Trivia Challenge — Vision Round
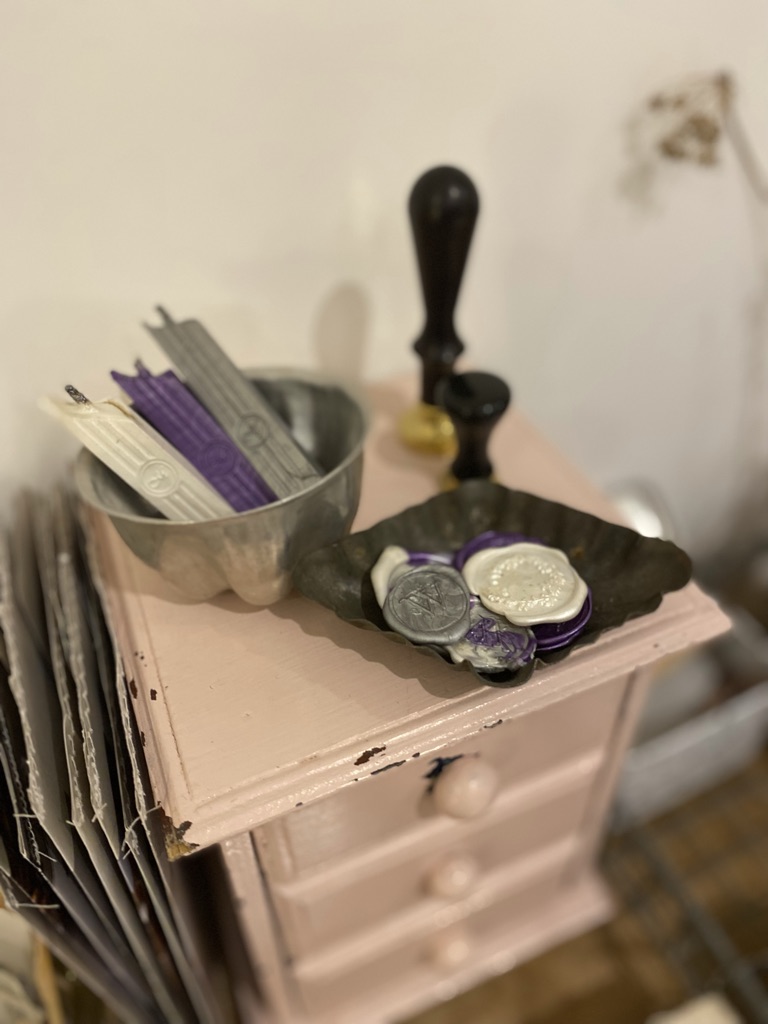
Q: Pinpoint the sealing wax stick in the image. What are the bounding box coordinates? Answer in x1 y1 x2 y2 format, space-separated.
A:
112 364 276 512
39 387 233 521
144 308 321 499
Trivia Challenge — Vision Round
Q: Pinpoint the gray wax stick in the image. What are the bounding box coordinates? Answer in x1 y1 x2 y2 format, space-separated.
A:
144 308 321 499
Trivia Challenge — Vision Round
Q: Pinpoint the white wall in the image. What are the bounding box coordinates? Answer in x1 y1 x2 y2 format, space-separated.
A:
2 1 768 555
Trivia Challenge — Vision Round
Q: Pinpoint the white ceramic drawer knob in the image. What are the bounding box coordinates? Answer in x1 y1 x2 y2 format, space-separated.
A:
432 758 499 818
426 854 479 899
427 929 472 971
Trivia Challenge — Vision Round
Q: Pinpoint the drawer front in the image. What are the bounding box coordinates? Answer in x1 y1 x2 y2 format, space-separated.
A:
255 678 625 881
271 760 598 957
292 840 572 1018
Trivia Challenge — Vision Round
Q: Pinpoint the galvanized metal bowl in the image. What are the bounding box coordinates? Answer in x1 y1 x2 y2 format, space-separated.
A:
74 369 368 605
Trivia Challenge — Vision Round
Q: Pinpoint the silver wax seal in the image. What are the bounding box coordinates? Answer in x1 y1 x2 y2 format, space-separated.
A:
462 542 588 626
383 565 471 645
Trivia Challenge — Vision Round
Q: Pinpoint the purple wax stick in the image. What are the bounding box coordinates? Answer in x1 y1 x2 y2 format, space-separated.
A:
112 365 276 512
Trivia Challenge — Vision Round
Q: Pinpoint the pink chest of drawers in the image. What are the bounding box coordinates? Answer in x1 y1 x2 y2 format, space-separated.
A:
89 378 728 1024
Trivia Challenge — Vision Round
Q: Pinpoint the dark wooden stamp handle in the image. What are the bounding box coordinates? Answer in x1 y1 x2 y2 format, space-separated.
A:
409 166 479 405
438 372 511 481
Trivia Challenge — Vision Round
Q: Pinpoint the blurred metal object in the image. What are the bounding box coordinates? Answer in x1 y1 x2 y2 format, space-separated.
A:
398 401 457 456
616 683 768 828
74 370 368 605
606 481 678 541
633 649 722 744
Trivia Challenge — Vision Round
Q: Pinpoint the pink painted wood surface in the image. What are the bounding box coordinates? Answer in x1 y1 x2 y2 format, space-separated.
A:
87 375 730 852
254 681 621 881
291 837 578 1016
263 677 631 1022
219 834 295 1024
306 871 614 1024
268 753 601 957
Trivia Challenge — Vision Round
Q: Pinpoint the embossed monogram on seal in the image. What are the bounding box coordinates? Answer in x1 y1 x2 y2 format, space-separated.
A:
199 441 237 477
237 415 271 451
383 565 471 644
139 459 180 497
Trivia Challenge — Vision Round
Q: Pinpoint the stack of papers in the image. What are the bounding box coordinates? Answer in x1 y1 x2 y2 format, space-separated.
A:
0 488 225 1023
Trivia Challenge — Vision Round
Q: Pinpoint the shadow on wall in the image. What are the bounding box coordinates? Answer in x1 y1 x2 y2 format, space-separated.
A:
312 282 370 385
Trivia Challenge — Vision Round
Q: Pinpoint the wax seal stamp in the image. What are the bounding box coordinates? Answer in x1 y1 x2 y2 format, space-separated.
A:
437 371 511 489
398 166 480 455
462 542 588 626
383 565 471 644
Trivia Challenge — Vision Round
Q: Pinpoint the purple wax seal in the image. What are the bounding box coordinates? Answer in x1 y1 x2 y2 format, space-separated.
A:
532 590 593 652
408 552 453 567
112 364 276 512
447 603 536 673
453 531 541 571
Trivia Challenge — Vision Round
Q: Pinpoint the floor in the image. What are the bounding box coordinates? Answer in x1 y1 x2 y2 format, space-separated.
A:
402 886 686 1024
405 754 768 1024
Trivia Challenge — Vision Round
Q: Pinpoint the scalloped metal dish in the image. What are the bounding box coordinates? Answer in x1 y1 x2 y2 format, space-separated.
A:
292 481 693 688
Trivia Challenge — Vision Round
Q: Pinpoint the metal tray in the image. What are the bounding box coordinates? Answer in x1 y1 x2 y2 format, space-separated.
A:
293 481 692 687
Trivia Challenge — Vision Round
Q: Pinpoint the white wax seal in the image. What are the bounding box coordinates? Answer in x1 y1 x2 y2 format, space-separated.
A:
462 542 588 626
371 546 410 607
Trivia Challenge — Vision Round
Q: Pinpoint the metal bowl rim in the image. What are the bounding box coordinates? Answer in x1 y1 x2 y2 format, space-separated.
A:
73 367 370 527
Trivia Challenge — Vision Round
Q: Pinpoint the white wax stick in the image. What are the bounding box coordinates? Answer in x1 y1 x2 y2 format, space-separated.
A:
40 388 233 522
144 308 321 499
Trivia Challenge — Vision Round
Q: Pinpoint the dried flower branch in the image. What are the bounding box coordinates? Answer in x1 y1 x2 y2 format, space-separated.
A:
622 71 768 206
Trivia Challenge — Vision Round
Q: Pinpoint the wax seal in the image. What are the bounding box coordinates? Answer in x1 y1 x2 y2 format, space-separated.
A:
407 551 453 567
383 565 471 644
371 547 453 607
371 546 410 607
533 591 593 652
462 542 588 626
447 601 536 672
453 531 535 571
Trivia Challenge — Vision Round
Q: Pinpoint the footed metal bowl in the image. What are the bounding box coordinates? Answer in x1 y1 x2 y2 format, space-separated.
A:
74 369 368 605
